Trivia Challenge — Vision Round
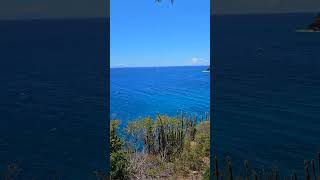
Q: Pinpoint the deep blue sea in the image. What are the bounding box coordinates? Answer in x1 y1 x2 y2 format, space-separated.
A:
0 19 108 179
213 13 320 175
110 66 210 125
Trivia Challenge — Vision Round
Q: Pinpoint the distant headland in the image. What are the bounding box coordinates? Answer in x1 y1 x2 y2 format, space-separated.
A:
307 13 320 31
296 13 320 32
206 65 211 71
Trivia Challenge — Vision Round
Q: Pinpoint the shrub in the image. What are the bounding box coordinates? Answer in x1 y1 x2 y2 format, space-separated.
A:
110 120 129 179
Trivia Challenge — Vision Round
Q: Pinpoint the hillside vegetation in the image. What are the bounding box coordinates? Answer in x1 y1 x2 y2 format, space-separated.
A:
110 114 210 179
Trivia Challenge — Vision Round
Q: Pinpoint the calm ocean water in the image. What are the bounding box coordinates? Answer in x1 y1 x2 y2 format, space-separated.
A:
0 19 108 179
213 13 320 175
1 13 319 179
110 66 210 126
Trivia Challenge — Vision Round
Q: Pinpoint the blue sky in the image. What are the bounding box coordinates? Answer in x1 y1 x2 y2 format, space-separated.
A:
110 0 210 67
1 0 320 19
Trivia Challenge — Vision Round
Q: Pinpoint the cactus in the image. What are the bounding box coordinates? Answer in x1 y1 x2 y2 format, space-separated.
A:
305 160 311 180
245 160 250 180
215 156 220 180
228 160 234 180
311 160 316 180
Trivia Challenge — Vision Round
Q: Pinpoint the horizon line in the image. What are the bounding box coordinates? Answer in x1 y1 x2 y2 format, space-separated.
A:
110 64 209 69
0 16 109 21
0 11 318 21
211 11 319 16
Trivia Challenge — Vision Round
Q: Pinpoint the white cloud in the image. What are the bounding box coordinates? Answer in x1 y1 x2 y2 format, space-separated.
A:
191 57 200 64
191 57 208 66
